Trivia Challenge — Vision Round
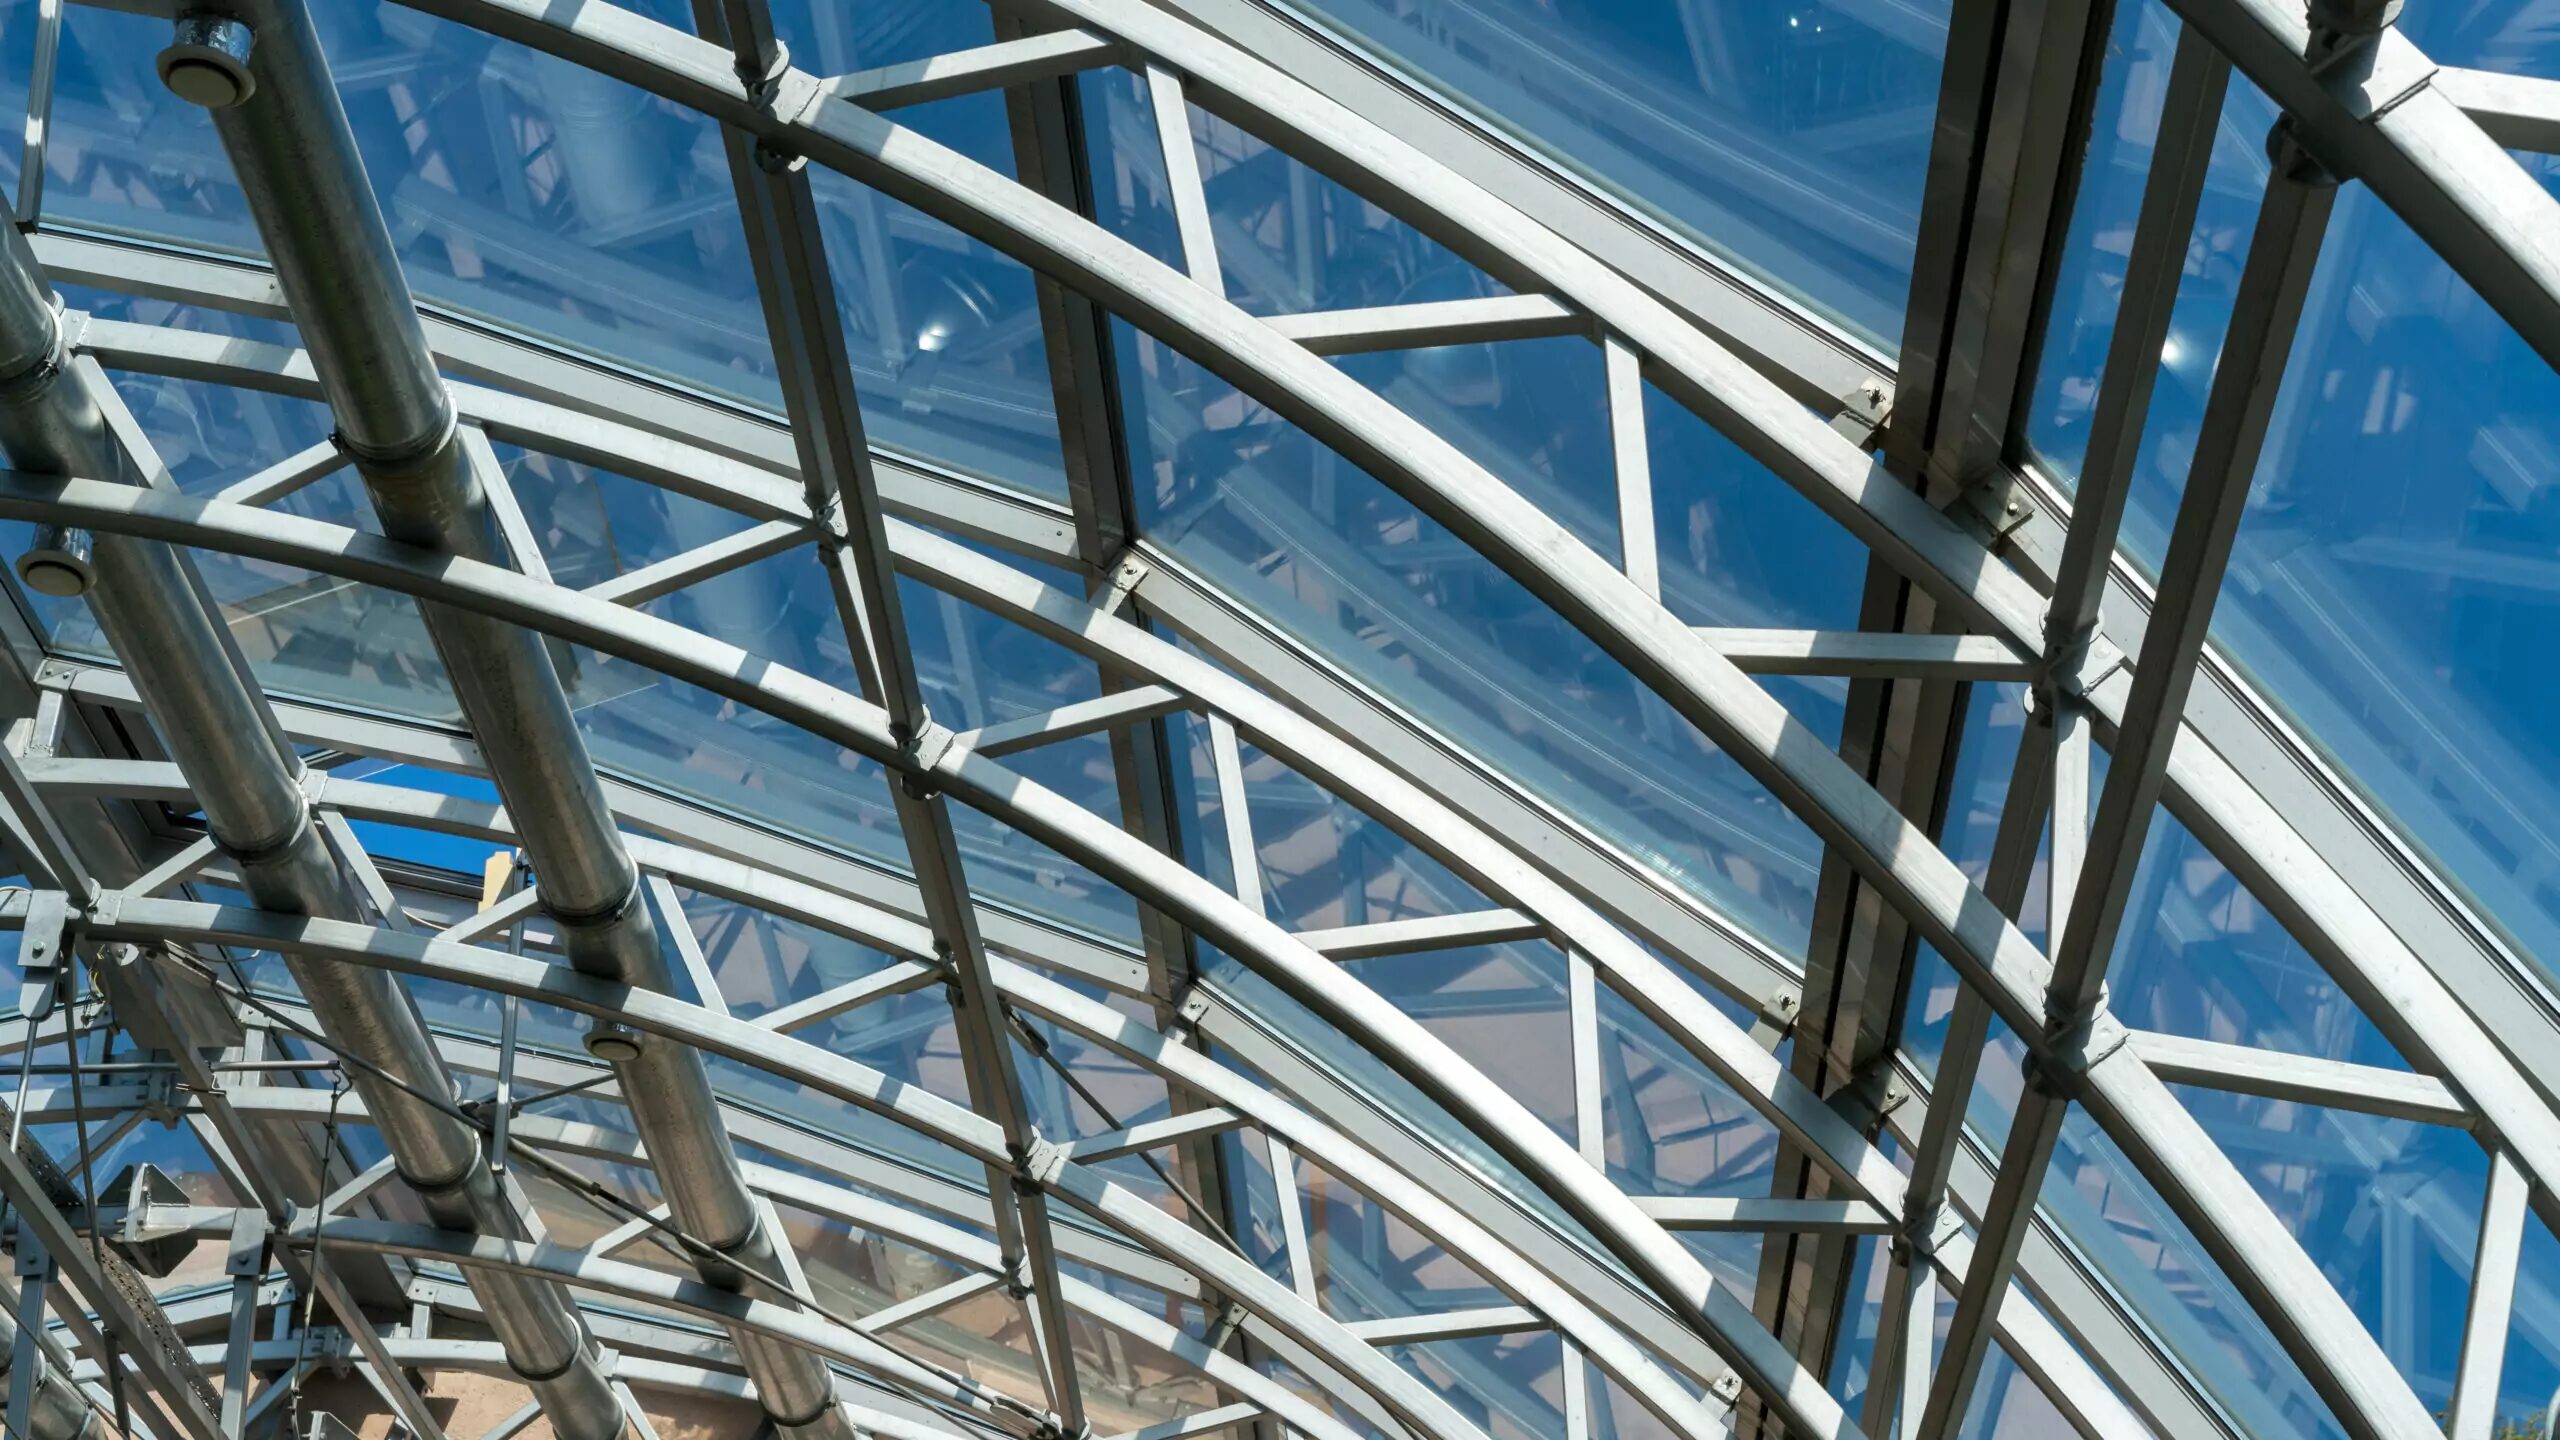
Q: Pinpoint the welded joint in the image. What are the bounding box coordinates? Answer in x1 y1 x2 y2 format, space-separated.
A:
735 37 792 103
2304 0 2404 71
2021 1003 2130 1102
1015 1136 1067 1192
0 296 65 396
2268 119 2351 194
2047 628 2126 701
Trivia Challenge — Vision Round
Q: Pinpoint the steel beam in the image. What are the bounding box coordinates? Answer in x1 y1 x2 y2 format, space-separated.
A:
832 31 1124 112
169 2 848 1433
1914 140 2340 1440
0 205 621 1435
695 1 1088 1417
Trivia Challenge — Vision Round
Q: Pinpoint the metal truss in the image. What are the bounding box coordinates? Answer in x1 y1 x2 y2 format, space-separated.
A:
0 0 2546 1439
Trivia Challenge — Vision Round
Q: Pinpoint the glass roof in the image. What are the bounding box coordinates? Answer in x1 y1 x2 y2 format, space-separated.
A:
0 2 2552 1440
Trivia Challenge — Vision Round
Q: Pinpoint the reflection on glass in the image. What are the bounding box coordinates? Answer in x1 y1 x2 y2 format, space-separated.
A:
1277 0 1949 345
2181 1089 2487 1417
2 360 463 722
2046 1111 2347 1440
1122 321 1835 954
2037 15 2560 984
1083 66 1512 321
1345 942 1574 1142
1193 715 1487 928
46 0 1066 497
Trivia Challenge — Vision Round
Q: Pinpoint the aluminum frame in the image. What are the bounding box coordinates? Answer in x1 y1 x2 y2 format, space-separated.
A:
0 0 2548 1435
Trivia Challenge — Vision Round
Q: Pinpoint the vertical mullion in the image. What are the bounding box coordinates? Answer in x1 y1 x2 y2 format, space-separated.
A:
1209 713 1263 915
1147 63 1224 297
1916 142 2340 1440
1604 337 1657 600
698 6 1086 1424
2445 1152 2527 1440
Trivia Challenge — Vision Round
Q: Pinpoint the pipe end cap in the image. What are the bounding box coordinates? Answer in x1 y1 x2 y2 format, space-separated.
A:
17 524 91 597
158 15 256 109
582 1021 644 1064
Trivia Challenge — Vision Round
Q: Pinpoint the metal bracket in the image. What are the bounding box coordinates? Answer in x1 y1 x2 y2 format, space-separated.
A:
905 721 960 780
1960 471 2038 542
15 889 67 1021
1017 1136 1067 1191
137 1070 184 1127
1202 1300 1248 1350
1828 378 1892 447
1746 986 1799 1051
1100 550 1151 618
2049 629 2128 702
1823 1057 1910 1133
2023 1004 2130 1101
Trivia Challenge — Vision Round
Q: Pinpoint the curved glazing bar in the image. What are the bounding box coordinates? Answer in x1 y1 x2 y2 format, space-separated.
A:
0 0 2552 1436
0 464 2455 1440
64 266 2560 1424
60 233 2560 1424
1265 0 1946 347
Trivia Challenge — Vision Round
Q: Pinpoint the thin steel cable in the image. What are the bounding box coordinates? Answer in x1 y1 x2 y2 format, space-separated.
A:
1006 1013 1246 1258
285 1071 348 1440
57 982 125 1440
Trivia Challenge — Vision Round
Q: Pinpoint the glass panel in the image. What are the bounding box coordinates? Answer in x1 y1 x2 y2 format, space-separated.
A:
48 4 1065 496
2046 1110 2346 1440
1 366 463 723
1394 1330 1565 1440
2497 1213 2560 1440
1083 65 1510 320
1275 0 1945 346
2109 812 2407 1066
1122 319 1836 955
2035 34 2560 985
2182 1088 2491 1415
2399 3 2560 80
1217 726 1487 928
1343 941 1573 1143
672 885 904 1024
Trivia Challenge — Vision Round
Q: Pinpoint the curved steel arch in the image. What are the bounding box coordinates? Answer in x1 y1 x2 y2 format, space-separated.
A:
0 465 2440 1440
173 771 1760 1439
5 0 2552 1430
208 1089 1396 1440
48 676 2152 1440
368 0 2560 1244
64 285 2539 1424
120 693 2146 1440
0 473 1863 1438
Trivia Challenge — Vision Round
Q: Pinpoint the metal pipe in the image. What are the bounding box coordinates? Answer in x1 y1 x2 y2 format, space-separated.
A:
174 4 856 1433
0 217 627 1440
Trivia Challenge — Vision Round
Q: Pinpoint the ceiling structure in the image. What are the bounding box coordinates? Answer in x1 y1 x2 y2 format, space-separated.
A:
0 0 2548 1439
